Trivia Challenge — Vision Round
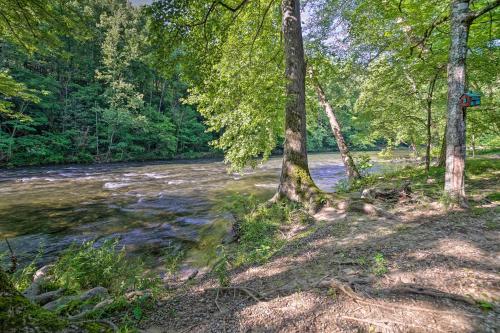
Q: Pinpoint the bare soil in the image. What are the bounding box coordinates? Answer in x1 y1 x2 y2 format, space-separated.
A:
141 174 499 333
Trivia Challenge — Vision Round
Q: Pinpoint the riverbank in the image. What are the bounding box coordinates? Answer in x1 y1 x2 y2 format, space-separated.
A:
2 154 498 332
140 155 499 332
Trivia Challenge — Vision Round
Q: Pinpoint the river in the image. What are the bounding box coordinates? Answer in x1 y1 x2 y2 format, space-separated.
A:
0 152 404 267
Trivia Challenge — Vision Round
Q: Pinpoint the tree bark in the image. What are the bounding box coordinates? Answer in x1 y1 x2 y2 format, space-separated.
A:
445 0 470 207
309 68 361 180
277 0 322 208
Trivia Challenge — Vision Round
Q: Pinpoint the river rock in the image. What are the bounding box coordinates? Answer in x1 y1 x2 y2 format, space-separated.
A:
33 264 54 282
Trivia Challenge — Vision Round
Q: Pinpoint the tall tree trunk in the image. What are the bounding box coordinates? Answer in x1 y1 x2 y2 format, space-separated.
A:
445 0 470 207
444 0 499 202
277 0 321 208
309 69 361 180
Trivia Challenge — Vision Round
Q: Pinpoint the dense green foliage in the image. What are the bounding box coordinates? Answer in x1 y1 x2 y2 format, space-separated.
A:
348 0 499 156
1 0 498 169
0 0 212 166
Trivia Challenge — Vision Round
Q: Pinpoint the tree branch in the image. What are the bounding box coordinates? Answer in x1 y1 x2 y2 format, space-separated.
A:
398 0 406 15
410 14 449 56
218 0 251 12
468 0 500 22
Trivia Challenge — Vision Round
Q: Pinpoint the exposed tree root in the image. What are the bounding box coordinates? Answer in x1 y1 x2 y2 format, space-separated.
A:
318 278 482 318
337 198 399 220
361 181 412 202
341 315 446 333
32 288 64 305
216 286 263 302
382 284 476 305
23 264 54 300
72 319 119 332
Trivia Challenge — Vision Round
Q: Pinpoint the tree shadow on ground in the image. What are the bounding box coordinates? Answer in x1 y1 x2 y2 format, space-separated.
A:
143 200 499 332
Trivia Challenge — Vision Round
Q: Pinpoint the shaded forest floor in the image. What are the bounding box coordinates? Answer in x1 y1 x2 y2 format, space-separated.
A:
140 156 499 333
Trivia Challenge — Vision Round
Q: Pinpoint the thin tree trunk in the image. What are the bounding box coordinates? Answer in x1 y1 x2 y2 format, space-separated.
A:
106 129 115 162
471 133 475 158
277 0 321 208
95 107 99 159
309 68 361 180
425 103 432 172
158 79 167 114
425 73 438 173
437 125 446 167
410 139 419 157
445 0 470 207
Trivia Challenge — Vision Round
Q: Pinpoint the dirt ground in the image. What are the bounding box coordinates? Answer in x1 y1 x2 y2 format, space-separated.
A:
140 174 499 332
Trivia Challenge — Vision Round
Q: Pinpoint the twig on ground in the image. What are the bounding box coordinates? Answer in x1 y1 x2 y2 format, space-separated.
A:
313 274 332 287
341 316 391 330
215 288 223 312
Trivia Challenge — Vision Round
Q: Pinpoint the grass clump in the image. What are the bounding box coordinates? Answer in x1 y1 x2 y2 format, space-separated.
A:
213 195 311 280
51 239 158 295
233 203 285 266
233 200 308 266
162 243 186 275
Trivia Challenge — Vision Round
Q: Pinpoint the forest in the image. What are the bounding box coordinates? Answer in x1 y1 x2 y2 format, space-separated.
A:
1 0 499 332
2 0 496 168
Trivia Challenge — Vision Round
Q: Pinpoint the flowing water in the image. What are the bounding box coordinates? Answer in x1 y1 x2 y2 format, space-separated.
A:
0 152 406 266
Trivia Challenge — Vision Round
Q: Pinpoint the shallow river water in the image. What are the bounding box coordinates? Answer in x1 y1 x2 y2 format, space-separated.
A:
0 152 402 266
